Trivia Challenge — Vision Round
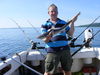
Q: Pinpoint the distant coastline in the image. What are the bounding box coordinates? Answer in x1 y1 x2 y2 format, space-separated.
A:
77 23 100 27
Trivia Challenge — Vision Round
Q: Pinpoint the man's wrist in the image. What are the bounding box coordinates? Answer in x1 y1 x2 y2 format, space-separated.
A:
70 22 74 26
43 37 50 43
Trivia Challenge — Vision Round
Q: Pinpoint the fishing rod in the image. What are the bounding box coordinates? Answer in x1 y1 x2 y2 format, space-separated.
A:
9 19 40 48
9 18 33 43
9 18 46 59
0 51 43 75
71 29 100 57
27 20 41 34
70 16 100 46
10 19 45 49
27 20 46 48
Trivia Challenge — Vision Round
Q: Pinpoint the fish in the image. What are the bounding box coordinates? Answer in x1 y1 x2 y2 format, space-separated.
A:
37 12 80 40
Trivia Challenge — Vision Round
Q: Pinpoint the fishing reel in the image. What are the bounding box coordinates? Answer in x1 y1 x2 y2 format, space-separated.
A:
69 37 77 47
69 42 75 47
0 56 6 61
69 37 84 48
30 41 45 49
31 42 40 49
67 35 73 41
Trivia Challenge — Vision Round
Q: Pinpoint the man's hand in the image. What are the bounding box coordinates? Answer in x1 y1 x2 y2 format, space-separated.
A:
67 12 80 36
71 12 80 24
43 31 53 43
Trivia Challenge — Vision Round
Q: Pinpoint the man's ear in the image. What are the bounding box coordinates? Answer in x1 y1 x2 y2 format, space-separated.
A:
48 11 49 14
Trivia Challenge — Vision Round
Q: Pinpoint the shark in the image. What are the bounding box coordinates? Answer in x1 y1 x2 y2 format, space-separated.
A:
37 12 80 40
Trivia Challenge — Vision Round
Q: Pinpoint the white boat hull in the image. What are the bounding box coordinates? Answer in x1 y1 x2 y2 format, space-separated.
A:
0 47 100 75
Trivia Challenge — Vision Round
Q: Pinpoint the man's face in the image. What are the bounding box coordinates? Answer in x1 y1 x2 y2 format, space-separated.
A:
48 7 58 18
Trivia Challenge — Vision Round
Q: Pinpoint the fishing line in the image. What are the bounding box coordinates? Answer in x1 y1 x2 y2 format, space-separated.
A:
9 18 37 51
9 18 33 43
27 20 46 45
27 20 48 59
9 18 46 59
70 16 100 44
71 29 100 57
27 20 41 34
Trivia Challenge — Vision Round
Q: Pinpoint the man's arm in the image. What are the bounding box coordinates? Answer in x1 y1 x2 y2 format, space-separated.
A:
67 21 75 36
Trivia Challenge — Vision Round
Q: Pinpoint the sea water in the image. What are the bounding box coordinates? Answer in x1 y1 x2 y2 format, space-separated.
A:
0 27 100 57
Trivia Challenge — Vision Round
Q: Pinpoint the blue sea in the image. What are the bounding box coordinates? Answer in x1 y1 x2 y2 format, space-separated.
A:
0 27 100 57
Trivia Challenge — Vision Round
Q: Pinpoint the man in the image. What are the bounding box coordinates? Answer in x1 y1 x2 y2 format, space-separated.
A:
41 4 79 75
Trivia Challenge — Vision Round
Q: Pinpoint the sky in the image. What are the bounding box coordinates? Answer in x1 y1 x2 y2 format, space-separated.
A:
0 0 100 28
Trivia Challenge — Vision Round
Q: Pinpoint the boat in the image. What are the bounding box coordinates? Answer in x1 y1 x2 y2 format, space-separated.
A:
0 44 100 75
1 18 100 75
